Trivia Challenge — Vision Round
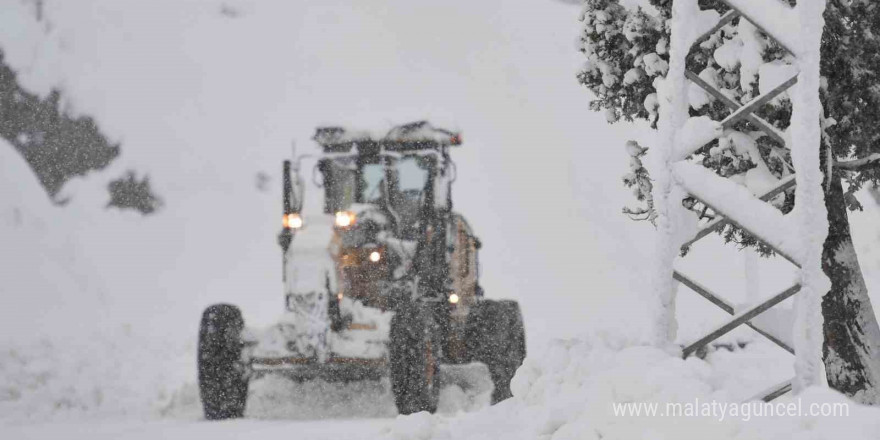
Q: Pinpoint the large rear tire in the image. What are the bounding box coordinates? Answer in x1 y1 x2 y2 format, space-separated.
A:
464 299 526 404
389 301 439 415
198 304 248 420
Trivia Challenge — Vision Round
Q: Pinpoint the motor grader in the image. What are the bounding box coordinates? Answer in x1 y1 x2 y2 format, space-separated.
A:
197 121 526 419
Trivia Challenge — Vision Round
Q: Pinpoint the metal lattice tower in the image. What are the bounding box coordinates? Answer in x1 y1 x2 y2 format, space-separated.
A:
657 0 826 402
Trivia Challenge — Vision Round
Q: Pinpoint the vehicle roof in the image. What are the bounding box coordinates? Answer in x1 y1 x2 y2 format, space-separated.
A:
313 121 461 154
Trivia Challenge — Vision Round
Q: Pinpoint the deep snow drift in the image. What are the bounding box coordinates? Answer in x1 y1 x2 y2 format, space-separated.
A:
385 337 880 440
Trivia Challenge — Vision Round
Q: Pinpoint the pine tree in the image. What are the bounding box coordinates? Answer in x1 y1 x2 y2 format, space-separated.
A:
579 0 880 403
0 50 119 200
107 171 163 215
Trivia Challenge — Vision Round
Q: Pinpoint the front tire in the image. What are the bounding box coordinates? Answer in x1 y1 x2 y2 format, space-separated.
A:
389 301 439 415
198 304 248 420
465 299 526 404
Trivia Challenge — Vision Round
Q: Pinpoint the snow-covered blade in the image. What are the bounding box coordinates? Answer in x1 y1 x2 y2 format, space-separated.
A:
252 214 393 362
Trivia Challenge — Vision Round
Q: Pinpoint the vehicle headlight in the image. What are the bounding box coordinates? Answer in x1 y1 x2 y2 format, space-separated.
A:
335 211 355 228
283 213 303 229
369 250 381 262
448 293 460 304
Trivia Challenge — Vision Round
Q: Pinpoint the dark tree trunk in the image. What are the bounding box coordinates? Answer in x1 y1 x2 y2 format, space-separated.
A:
821 171 880 404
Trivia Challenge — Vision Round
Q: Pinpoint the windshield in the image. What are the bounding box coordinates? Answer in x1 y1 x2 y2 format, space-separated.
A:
396 157 429 193
360 163 385 203
322 155 433 232
390 156 430 238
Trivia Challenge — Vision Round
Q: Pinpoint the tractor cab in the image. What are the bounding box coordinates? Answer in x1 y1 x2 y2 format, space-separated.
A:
310 122 462 308
316 121 459 240
320 150 436 240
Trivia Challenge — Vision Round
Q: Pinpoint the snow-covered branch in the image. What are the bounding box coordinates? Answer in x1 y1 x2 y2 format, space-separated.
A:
835 153 880 171
622 140 656 225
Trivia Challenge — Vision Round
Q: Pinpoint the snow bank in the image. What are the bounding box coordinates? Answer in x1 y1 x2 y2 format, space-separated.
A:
0 329 196 423
385 336 880 440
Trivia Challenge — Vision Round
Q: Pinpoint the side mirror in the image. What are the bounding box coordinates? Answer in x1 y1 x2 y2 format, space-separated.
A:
283 160 293 216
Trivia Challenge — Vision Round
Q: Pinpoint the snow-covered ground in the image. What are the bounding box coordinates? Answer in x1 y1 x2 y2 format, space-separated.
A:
2 0 880 438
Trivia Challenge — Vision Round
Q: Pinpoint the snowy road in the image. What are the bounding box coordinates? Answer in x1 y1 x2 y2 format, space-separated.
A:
0 374 492 440
2 419 390 440
0 376 483 440
0 347 494 439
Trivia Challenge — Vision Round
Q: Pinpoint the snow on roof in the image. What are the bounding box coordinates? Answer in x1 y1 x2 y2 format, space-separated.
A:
384 120 459 144
312 126 374 146
313 121 461 152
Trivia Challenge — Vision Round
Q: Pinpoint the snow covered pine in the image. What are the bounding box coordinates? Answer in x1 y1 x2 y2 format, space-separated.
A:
582 0 880 405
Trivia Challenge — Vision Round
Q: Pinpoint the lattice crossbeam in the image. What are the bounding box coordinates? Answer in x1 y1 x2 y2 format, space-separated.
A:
680 174 796 250
681 283 801 358
686 194 801 267
675 162 802 267
719 75 799 129
690 10 740 50
673 270 794 354
685 71 788 146
750 379 794 403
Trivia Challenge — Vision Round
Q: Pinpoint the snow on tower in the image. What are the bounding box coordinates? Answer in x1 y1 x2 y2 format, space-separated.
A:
653 0 830 400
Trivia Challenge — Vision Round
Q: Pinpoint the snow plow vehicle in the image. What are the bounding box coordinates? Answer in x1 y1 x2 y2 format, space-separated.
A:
197 121 526 419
